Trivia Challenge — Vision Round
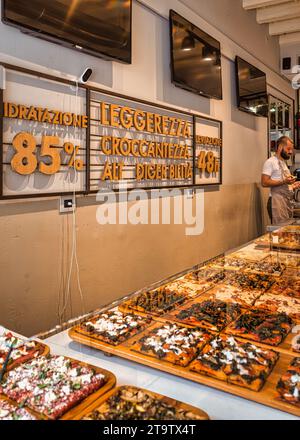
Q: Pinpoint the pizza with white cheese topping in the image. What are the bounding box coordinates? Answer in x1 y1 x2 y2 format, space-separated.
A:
206 284 262 308
76 308 152 346
190 334 279 391
254 294 300 321
131 323 211 367
0 398 37 420
277 357 300 407
0 331 46 371
0 355 107 419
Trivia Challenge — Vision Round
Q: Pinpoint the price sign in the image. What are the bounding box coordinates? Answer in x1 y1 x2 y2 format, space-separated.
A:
194 116 222 185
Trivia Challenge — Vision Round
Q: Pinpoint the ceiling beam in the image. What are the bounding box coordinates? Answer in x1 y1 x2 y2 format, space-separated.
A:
279 31 300 44
269 17 300 34
243 0 292 10
257 1 300 24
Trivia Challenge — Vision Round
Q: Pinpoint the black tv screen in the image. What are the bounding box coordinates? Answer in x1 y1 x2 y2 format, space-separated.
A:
2 0 132 63
235 56 268 117
169 10 222 100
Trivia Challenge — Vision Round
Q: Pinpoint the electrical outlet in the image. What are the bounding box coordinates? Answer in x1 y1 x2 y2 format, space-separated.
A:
59 196 76 213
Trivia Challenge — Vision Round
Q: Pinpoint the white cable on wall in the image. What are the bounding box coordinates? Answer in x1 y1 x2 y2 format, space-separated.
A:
58 80 85 323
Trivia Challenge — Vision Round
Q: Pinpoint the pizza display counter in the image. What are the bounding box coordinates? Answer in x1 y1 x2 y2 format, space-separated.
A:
0 225 299 420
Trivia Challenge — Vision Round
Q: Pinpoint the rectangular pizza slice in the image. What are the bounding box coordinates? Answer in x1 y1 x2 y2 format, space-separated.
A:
226 272 276 292
75 308 152 346
244 256 285 277
276 357 300 407
131 322 211 367
254 293 300 321
267 278 300 298
0 354 107 419
0 331 44 371
171 299 242 332
225 309 293 346
120 285 187 315
190 334 279 391
82 386 208 420
206 284 262 308
0 398 37 420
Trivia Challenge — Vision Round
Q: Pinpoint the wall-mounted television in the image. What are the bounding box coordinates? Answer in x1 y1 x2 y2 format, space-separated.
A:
169 10 222 100
2 0 132 63
235 56 268 117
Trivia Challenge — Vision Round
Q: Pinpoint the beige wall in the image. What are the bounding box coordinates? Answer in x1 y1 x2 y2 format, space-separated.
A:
0 183 263 336
0 1 295 336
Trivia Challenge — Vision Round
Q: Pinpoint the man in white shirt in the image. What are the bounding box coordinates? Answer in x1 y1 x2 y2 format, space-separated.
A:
261 136 300 225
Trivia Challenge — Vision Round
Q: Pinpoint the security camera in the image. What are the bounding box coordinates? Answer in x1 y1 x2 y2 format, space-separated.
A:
79 68 93 84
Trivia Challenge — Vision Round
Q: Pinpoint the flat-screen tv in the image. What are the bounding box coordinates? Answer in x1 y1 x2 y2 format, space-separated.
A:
2 0 132 63
169 10 222 100
235 56 268 117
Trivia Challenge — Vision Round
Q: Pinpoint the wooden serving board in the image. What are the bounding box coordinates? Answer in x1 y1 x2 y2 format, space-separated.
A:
0 355 116 420
69 324 300 417
71 385 210 420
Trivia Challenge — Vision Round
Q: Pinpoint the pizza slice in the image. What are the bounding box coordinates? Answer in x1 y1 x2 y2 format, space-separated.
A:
206 284 262 308
244 256 285 277
75 308 152 346
184 266 232 285
190 334 279 391
0 331 45 371
82 386 207 420
172 299 242 332
254 293 300 321
292 335 300 353
270 252 300 269
227 272 276 292
276 357 300 407
0 398 37 420
120 285 187 315
131 322 211 367
268 278 300 298
0 355 107 419
225 309 293 346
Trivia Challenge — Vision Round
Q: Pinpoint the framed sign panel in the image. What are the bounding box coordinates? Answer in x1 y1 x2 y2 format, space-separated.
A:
194 115 222 185
89 90 194 191
0 62 223 199
0 65 87 198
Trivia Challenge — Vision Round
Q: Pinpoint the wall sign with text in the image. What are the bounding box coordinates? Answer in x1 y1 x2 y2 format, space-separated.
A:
89 90 194 191
1 67 87 197
0 64 223 199
194 116 222 185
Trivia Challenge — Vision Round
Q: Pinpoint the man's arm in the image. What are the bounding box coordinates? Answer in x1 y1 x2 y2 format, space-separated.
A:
261 174 296 188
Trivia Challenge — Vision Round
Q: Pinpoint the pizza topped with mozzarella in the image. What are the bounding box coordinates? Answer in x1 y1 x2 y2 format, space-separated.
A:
0 398 37 420
0 331 44 371
277 357 300 407
76 308 152 345
254 294 300 321
131 323 211 367
0 354 107 419
190 334 279 391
